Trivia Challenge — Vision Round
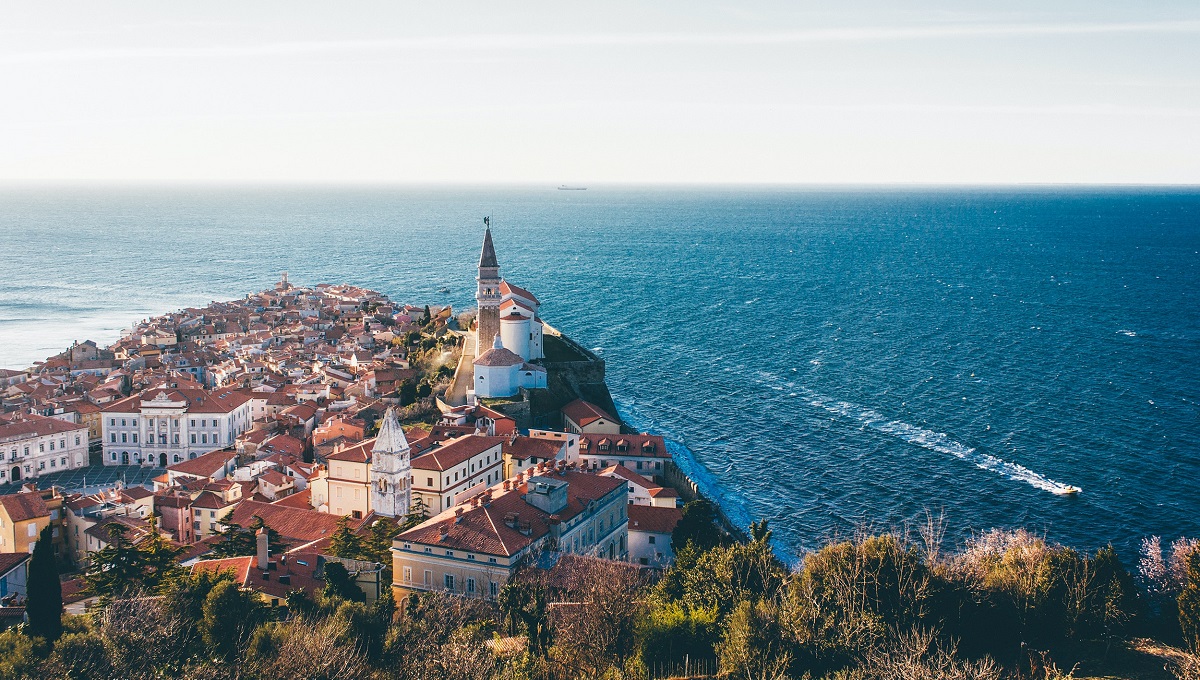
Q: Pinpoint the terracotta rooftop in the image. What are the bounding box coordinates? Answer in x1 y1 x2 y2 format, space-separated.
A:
473 347 525 367
410 435 505 472
230 499 364 544
578 433 669 459
503 436 563 462
561 398 616 428
627 505 683 535
398 469 624 557
166 449 237 478
0 414 87 442
0 491 49 522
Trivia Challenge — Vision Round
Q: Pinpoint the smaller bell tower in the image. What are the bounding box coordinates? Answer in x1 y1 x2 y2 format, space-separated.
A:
369 407 412 518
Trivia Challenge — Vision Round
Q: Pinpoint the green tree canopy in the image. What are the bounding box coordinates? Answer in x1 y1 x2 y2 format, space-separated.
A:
26 525 62 641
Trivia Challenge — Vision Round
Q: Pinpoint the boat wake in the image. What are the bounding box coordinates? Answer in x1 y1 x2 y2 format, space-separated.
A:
806 394 1082 496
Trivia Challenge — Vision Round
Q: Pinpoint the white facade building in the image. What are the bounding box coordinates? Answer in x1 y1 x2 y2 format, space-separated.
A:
0 414 89 484
471 335 547 400
101 387 252 467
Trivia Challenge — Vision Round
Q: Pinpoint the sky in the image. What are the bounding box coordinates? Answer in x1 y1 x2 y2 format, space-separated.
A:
1 1 1198 185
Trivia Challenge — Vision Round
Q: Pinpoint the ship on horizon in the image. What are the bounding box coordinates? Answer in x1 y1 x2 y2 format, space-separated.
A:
557 185 587 190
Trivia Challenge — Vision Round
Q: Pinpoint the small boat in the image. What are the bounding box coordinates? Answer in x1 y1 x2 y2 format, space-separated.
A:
558 185 587 191
1056 485 1082 496
437 287 451 294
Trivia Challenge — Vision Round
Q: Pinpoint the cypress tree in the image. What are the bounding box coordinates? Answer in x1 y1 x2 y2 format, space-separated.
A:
26 525 62 641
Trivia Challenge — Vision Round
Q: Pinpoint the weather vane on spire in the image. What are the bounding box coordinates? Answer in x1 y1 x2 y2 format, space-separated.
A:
484 216 490 228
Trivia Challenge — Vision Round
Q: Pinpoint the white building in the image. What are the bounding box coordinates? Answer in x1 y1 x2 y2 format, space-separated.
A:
471 335 547 400
0 414 90 484
627 505 682 568
101 386 252 467
473 226 545 363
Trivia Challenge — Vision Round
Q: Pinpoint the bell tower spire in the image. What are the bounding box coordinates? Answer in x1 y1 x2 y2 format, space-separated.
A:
369 407 411 518
475 217 502 358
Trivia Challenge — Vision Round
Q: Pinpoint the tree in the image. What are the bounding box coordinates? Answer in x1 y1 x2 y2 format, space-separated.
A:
364 519 401 565
0 628 36 679
1180 548 1200 651
323 561 366 603
137 515 184 589
83 523 145 599
498 580 550 654
672 499 722 552
716 599 793 680
201 579 262 660
402 496 430 530
398 380 418 407
26 525 62 641
328 516 365 560
211 512 285 558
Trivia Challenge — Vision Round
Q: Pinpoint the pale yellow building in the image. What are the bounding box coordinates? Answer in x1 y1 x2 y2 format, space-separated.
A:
409 435 505 515
0 491 51 554
326 440 373 518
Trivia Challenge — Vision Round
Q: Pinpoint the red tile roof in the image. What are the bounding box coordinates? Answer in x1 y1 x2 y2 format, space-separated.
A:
578 433 669 459
500 280 539 305
627 505 683 535
230 500 363 544
0 491 49 522
0 414 87 441
101 386 251 414
561 399 616 428
166 449 237 478
0 553 29 576
410 435 505 472
398 470 624 557
503 436 562 462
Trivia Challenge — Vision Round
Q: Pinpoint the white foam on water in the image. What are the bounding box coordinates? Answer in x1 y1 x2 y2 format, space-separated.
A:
805 392 1081 496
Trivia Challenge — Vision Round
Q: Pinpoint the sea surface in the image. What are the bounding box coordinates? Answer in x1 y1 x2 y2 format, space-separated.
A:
2 185 1198 560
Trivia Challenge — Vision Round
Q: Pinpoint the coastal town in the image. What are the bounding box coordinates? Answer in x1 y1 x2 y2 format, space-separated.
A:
0 224 689 620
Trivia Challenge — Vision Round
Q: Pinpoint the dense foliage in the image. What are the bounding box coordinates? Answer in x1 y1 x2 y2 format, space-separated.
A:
6 516 1200 680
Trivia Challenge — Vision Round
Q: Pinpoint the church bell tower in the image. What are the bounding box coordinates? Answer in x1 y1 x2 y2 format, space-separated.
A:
369 407 411 518
475 218 502 358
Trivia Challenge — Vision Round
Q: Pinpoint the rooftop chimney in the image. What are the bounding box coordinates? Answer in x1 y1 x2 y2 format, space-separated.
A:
454 507 464 523
256 527 268 571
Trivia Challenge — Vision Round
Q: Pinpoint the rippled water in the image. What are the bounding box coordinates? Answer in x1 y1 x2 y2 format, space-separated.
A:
2 185 1197 559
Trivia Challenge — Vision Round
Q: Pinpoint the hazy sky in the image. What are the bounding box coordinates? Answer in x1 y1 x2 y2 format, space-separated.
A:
2 2 1199 184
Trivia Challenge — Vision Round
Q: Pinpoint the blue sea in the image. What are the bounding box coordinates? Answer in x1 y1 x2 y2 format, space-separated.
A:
2 185 1198 560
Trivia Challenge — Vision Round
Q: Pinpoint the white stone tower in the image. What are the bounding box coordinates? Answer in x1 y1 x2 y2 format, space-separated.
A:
369 407 412 518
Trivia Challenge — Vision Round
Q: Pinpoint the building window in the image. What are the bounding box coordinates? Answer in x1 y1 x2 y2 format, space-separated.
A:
648 535 656 545
403 567 412 583
467 578 476 594
444 574 455 591
490 581 499 597
191 434 196 444
423 570 432 586
121 434 127 443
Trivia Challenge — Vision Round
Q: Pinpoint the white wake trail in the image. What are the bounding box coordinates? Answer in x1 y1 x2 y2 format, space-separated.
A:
806 393 1081 496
